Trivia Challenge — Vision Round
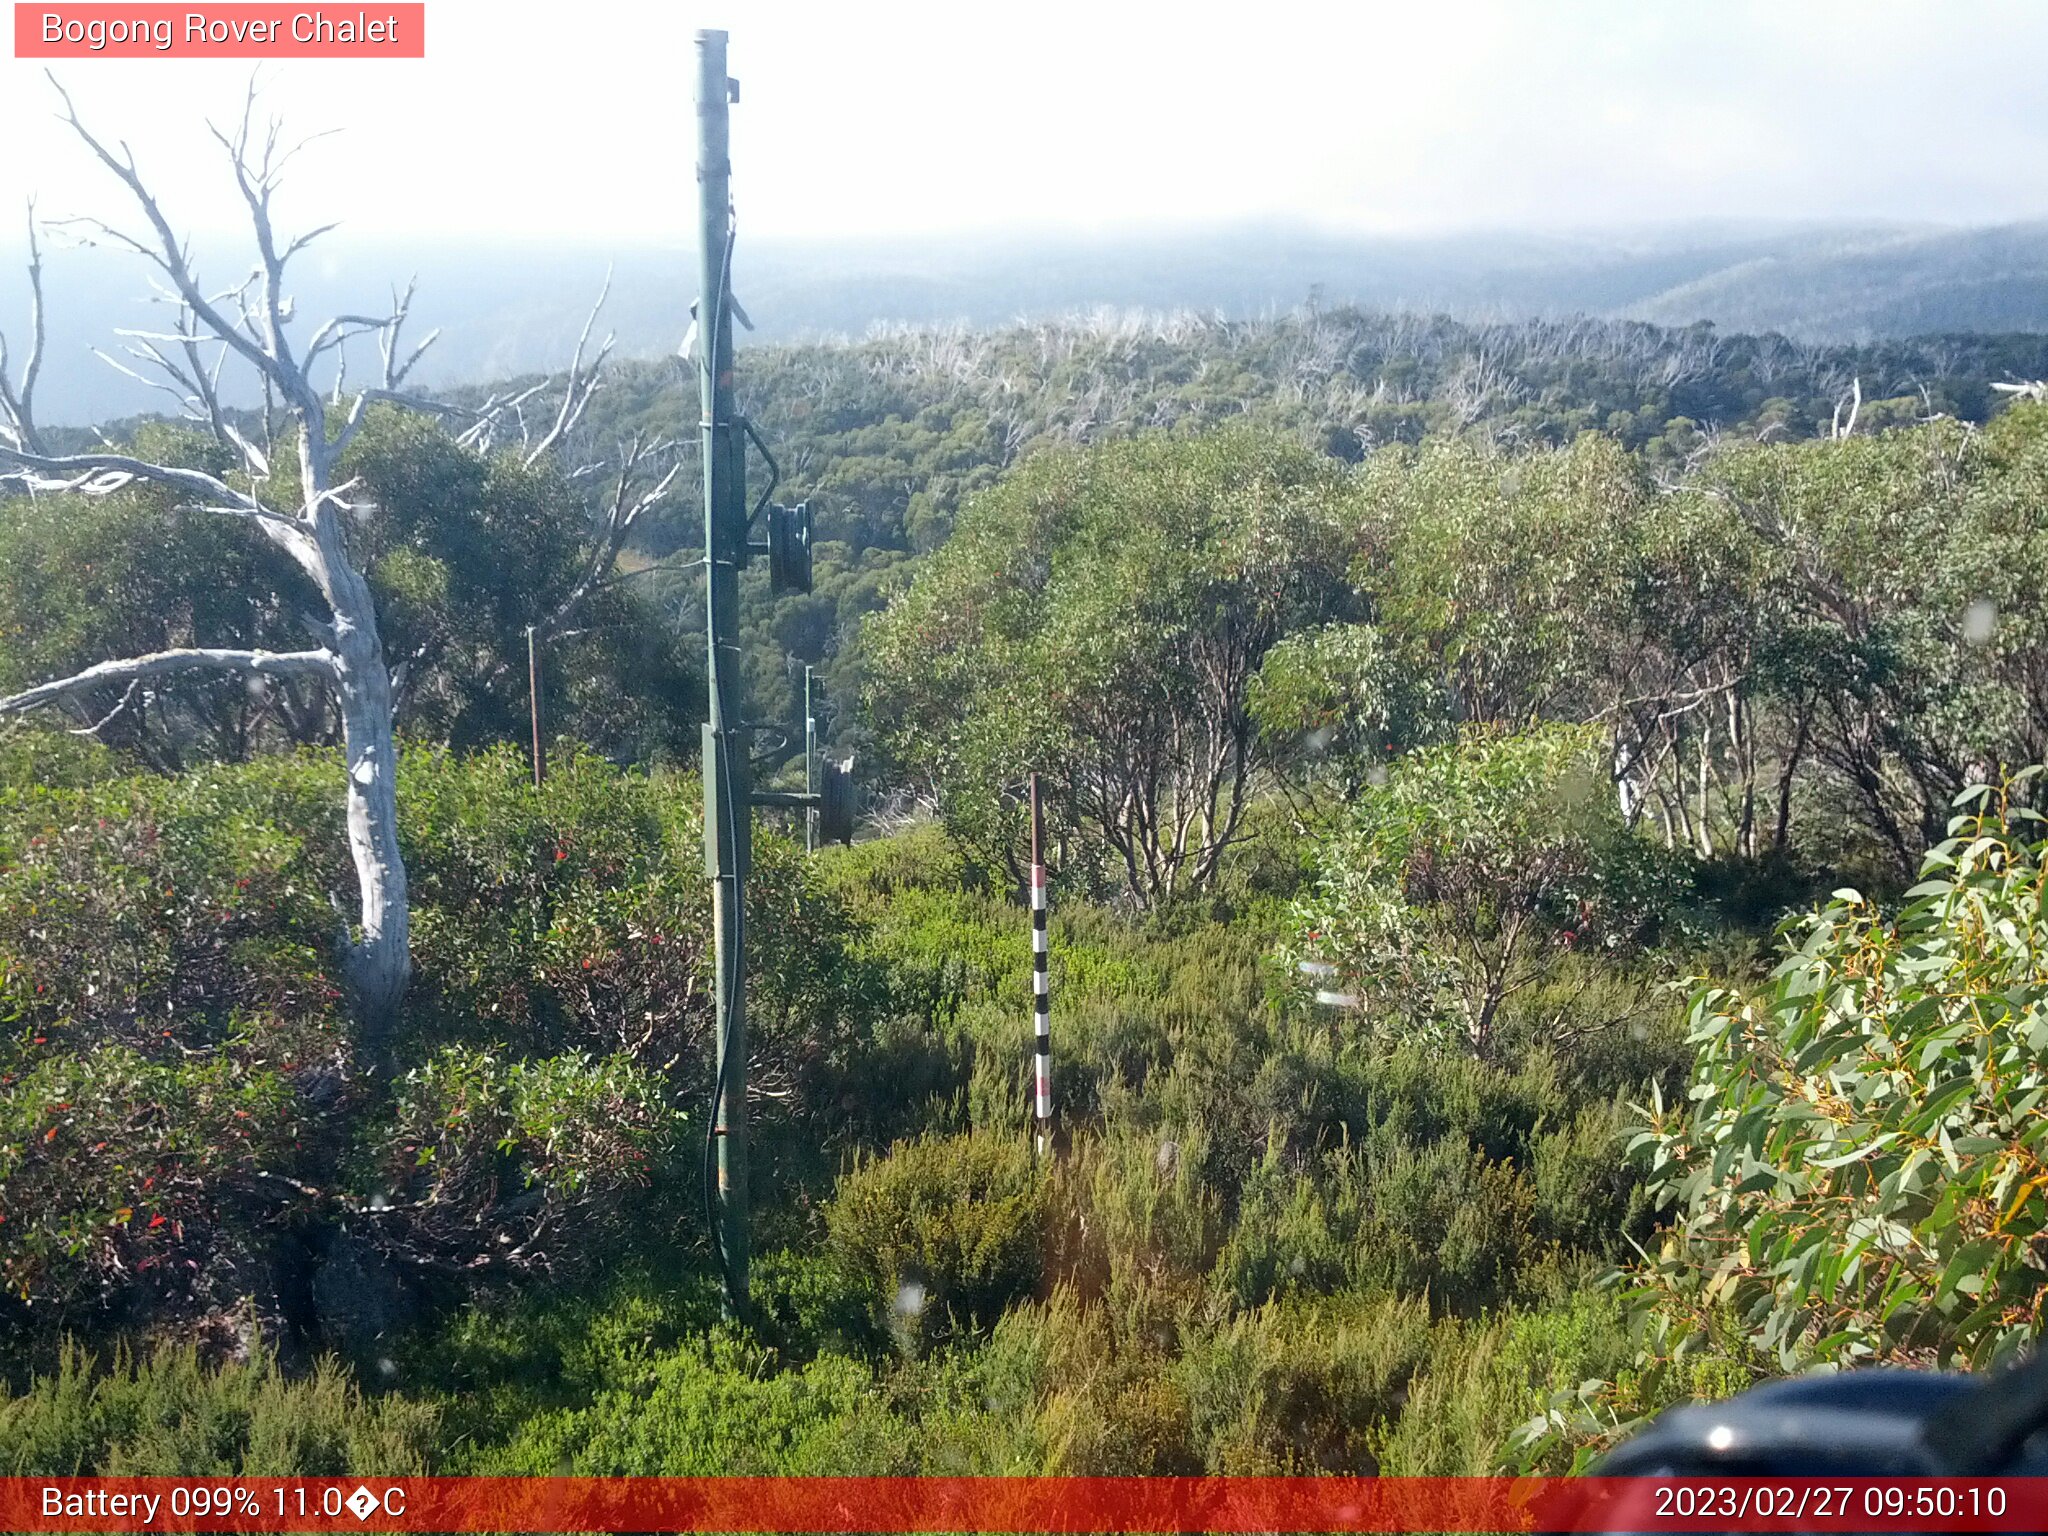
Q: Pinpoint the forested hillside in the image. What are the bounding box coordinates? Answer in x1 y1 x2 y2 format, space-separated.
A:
7 304 2048 1476
1625 222 2048 338
557 309 2048 746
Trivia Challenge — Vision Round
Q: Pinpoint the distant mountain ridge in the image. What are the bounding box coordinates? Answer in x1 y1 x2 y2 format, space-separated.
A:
1623 222 2048 337
4 220 2046 424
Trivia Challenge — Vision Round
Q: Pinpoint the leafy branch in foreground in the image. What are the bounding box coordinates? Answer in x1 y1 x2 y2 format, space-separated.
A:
1633 768 2048 1370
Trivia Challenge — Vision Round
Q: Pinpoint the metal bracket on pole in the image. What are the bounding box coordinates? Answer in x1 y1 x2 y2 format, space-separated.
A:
749 760 852 846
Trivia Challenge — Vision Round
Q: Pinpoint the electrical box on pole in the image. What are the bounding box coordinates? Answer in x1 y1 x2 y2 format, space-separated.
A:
767 500 812 594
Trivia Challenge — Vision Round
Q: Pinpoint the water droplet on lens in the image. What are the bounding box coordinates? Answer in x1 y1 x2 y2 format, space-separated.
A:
1963 599 1998 645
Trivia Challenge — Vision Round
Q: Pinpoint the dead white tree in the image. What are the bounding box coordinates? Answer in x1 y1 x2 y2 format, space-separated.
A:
0 82 432 1035
508 272 690 641
0 201 45 454
535 432 682 641
1831 376 1863 440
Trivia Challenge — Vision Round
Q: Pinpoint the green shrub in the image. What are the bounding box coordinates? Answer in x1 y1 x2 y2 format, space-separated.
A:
0 727 122 792
0 743 881 1354
1212 1160 1349 1305
1249 621 1451 797
0 756 345 1059
750 1248 889 1361
0 1048 299 1312
0 1344 436 1475
366 1047 681 1276
1373 1288 1638 1474
1529 1101 1658 1259
1288 724 1686 1056
864 426 1358 907
1348 1135 1539 1313
401 1266 728 1457
975 1284 1189 1474
478 1335 883 1475
1179 1295 1436 1473
826 1132 1048 1350
820 823 974 905
1060 1121 1225 1295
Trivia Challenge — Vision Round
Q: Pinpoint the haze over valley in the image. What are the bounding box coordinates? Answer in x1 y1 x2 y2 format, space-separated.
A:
9 217 2048 422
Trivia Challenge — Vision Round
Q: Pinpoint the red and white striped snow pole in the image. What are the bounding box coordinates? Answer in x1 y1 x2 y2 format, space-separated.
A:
1029 772 1052 1158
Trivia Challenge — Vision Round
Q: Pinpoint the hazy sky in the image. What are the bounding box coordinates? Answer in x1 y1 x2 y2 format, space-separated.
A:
1 0 2045 248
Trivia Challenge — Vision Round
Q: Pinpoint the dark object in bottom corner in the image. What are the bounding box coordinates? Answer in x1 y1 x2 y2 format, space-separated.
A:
1589 1350 2048 1536
1597 1369 1980 1476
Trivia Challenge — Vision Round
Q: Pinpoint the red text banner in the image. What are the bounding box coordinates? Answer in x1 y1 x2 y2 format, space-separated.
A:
2 1476 2045 1533
15 5 424 57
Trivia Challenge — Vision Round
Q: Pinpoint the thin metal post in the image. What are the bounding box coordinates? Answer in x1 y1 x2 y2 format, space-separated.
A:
1030 773 1052 1157
698 27 749 1316
526 625 545 788
804 665 817 855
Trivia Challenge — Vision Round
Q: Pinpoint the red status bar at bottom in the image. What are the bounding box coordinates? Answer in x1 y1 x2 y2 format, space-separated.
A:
4 1476 2046 1533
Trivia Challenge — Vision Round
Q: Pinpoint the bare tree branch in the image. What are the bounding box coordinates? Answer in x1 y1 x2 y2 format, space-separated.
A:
0 646 336 716
536 435 682 638
67 679 139 737
45 73 303 414
1832 375 1862 440
377 278 438 388
0 442 307 533
522 269 615 466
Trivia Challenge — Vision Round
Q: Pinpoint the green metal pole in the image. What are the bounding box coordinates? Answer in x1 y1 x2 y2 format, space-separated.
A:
697 27 749 1316
526 625 545 789
804 665 816 855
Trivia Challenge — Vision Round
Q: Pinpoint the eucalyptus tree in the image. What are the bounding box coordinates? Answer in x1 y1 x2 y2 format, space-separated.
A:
865 426 1357 903
1691 407 2048 874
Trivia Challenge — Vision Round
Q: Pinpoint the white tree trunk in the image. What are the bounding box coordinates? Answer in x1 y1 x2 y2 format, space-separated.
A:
323 526 411 1032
